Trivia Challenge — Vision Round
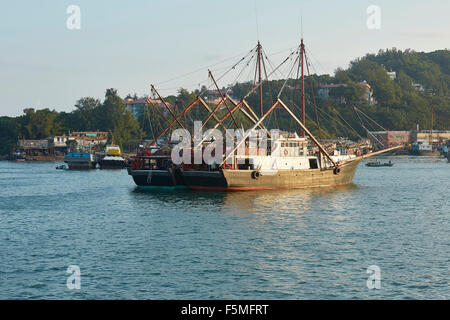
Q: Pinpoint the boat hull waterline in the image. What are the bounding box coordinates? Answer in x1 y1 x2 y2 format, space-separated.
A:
181 160 361 191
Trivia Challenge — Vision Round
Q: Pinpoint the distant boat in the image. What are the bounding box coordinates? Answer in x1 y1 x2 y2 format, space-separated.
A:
447 152 450 163
10 151 25 161
366 160 394 167
409 105 441 156
64 151 93 170
408 141 440 156
99 145 128 169
438 145 448 157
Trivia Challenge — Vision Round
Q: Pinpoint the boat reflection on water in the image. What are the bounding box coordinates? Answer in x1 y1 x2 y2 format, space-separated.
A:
131 183 360 216
219 184 360 215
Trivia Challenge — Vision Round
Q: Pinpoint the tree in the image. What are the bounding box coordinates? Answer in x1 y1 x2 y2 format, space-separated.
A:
93 88 143 148
0 117 20 155
73 97 101 131
19 108 61 139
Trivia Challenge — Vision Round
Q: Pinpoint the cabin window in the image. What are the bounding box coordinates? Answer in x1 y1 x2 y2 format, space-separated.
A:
309 159 318 169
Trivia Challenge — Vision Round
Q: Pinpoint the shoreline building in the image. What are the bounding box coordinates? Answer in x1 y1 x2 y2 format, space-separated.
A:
70 131 108 147
318 81 376 105
368 131 412 147
123 97 171 119
17 139 49 157
411 130 450 144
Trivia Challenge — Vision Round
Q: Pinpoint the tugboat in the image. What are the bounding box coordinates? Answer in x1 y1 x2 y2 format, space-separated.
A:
64 151 93 169
99 145 127 169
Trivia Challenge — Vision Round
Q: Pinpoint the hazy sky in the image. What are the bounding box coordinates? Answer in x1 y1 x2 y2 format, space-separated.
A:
0 0 448 116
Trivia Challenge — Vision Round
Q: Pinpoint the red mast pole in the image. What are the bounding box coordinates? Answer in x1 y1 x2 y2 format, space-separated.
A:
300 38 305 137
257 41 263 117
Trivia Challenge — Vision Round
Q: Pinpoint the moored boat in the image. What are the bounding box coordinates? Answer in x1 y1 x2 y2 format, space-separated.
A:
128 38 401 191
182 132 362 191
128 148 184 187
99 145 128 169
366 160 394 167
408 141 440 156
64 151 93 169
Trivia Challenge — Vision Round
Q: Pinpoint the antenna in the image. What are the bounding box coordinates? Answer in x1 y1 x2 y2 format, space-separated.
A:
300 15 304 39
255 0 260 41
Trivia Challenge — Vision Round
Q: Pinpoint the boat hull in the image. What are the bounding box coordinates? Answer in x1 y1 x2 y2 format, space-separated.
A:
182 159 361 191
127 168 184 187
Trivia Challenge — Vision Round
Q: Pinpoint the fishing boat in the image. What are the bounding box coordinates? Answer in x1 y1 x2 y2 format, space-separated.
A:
129 39 401 190
409 105 441 156
179 40 400 190
127 82 265 187
99 145 128 169
64 151 93 169
9 151 25 161
128 144 185 187
366 160 394 167
181 131 364 191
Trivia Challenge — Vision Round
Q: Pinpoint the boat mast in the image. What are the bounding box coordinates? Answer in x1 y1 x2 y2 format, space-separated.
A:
300 38 305 137
257 41 263 117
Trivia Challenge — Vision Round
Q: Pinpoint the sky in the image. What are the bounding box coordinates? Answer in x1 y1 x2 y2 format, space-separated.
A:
0 0 449 117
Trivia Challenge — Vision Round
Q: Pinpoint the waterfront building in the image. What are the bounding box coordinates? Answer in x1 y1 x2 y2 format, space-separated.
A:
123 97 170 119
70 131 108 147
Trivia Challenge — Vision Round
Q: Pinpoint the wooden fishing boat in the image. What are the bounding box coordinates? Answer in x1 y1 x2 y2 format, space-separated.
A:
129 39 401 190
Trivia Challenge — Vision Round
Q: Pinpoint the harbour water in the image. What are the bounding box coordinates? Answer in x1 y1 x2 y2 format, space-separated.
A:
0 157 448 299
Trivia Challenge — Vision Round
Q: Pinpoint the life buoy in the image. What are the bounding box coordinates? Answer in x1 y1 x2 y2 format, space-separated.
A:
284 149 288 156
251 171 260 179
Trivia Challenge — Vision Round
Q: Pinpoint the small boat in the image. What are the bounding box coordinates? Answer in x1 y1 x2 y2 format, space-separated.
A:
99 145 128 169
408 141 440 156
438 145 448 157
56 165 67 170
64 151 94 170
128 146 184 187
10 151 26 161
366 160 394 167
